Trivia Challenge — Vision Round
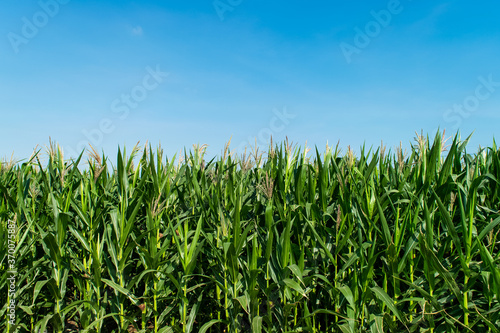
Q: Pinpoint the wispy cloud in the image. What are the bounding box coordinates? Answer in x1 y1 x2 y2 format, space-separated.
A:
131 25 143 36
407 3 451 36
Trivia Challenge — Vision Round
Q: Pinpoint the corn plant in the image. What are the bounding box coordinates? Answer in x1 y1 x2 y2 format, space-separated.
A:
1 131 500 332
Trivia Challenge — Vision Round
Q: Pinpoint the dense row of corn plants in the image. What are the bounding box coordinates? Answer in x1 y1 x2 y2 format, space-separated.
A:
1 132 500 332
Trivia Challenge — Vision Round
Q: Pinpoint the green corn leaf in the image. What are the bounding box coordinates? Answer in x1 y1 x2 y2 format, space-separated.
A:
101 278 139 306
199 319 229 333
478 240 500 301
419 234 465 310
305 218 335 263
282 278 306 297
370 286 403 323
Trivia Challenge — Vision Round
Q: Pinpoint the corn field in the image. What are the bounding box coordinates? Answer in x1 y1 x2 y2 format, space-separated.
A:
1 132 500 332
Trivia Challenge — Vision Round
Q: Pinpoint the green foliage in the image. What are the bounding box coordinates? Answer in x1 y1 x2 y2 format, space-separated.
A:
1 132 500 332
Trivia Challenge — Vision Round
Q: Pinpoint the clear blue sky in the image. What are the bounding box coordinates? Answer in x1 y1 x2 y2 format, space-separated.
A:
1 0 500 162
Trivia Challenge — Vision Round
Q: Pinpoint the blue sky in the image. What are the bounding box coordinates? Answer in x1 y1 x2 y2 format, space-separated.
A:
1 0 500 162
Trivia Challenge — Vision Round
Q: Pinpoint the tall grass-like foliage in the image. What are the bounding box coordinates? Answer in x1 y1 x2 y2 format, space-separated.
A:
1 132 500 332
